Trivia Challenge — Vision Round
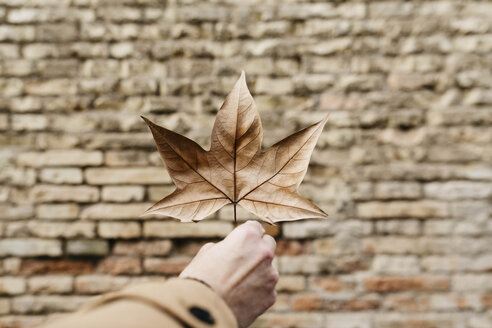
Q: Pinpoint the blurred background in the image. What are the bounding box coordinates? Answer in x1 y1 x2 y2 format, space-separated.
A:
1 0 492 327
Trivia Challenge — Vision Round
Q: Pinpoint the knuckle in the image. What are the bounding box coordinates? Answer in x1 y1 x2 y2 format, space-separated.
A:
243 226 259 240
246 220 261 228
260 246 274 261
271 268 280 284
199 242 215 251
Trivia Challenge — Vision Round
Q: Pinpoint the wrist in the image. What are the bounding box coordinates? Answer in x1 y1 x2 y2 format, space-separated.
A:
180 276 213 290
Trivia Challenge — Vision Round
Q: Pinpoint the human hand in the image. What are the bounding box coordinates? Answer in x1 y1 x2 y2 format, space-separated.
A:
179 220 278 328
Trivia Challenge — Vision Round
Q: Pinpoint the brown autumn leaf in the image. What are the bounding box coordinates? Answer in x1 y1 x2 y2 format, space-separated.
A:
142 71 328 225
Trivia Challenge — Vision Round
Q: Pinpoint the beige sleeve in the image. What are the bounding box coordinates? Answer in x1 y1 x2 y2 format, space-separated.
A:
38 278 238 328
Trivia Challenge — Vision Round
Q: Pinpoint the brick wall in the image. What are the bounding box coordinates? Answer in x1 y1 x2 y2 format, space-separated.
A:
1 0 492 327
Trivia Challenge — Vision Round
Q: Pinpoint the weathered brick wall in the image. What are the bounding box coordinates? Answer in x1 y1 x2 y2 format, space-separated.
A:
1 0 492 327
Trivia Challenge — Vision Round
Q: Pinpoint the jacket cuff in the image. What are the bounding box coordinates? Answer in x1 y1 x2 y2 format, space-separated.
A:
79 278 238 328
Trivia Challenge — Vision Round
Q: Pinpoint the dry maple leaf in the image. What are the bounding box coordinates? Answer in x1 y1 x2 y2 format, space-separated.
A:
142 71 328 225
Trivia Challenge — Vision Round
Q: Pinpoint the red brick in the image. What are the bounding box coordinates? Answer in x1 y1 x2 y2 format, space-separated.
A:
20 260 95 275
143 257 190 275
97 257 142 275
275 240 307 256
292 294 323 311
384 294 430 312
310 277 345 292
342 298 380 311
364 276 450 292
482 294 492 309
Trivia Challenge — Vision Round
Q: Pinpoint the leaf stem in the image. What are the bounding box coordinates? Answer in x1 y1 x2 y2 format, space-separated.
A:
233 202 237 228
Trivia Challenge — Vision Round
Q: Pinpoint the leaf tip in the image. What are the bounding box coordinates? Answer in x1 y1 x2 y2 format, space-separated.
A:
320 113 329 125
140 115 152 126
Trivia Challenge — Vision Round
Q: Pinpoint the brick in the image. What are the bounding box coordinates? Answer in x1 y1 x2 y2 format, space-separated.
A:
11 115 48 131
0 78 23 96
422 256 472 273
453 274 492 291
0 43 19 58
177 5 227 22
0 204 34 220
24 79 77 95
0 298 9 315
20 260 94 275
17 150 103 167
0 277 26 295
343 297 381 311
253 312 324 328
0 239 62 257
36 204 79 220
97 257 141 275
371 255 420 275
363 237 420 255
51 114 98 133
275 240 307 256
282 220 337 239
75 275 129 294
278 255 331 274
98 222 141 239
104 150 149 166
427 145 482 163
357 201 448 219
387 74 436 91
424 220 454 235
326 314 372 328
4 221 29 238
3 258 21 275
97 7 141 22
276 275 306 293
0 114 7 131
101 186 145 202
40 168 83 184
79 78 117 94
313 238 360 256
27 221 95 238
364 276 450 292
30 185 99 203
375 220 420 235
119 78 158 94
144 221 232 238
384 294 429 312
28 276 73 294
0 25 35 42
255 77 294 95
143 257 190 275
113 240 172 256
277 3 336 19
0 167 36 186
424 181 492 200
309 276 351 292
66 240 108 256
81 203 150 220
12 295 90 314
0 186 8 202
292 293 322 311
374 182 421 200
85 167 171 184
